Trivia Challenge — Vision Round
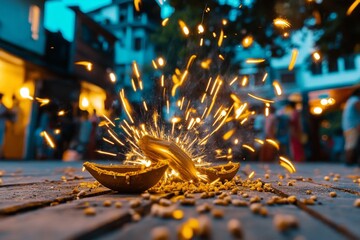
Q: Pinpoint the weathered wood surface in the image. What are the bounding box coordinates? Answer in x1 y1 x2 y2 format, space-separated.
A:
0 161 359 240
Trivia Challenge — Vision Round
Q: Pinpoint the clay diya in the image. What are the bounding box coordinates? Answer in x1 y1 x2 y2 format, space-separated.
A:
83 161 168 193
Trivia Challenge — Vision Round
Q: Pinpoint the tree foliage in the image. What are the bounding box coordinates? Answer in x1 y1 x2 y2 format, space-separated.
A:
151 0 360 72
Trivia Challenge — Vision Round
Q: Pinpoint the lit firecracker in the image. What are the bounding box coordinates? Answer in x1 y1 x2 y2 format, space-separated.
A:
78 10 298 193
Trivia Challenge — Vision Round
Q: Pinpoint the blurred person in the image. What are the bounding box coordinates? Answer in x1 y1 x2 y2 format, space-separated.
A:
342 88 360 165
77 110 92 159
34 112 52 159
276 107 290 157
88 109 100 159
259 106 278 162
288 101 305 162
0 93 10 158
331 128 344 162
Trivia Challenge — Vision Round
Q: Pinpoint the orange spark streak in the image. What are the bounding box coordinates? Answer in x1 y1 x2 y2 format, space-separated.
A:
178 20 190 36
262 73 268 82
218 29 224 47
229 77 238 86
288 49 298 71
347 0 360 15
132 61 140 78
102 114 115 127
102 137 115 145
248 171 255 179
245 58 265 64
279 156 296 173
272 80 282 96
119 89 134 123
265 139 280 150
143 101 148 111
42 131 55 148
96 150 117 157
131 79 137 92
273 18 291 28
107 129 125 146
186 55 197 70
242 144 255 152
247 93 274 103
162 18 169 26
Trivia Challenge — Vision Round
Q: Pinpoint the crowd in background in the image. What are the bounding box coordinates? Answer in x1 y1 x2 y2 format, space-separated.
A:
0 89 359 164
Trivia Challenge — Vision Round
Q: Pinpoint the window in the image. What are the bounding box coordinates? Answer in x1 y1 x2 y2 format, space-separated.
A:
281 72 296 84
134 37 142 51
327 56 338 72
344 55 355 70
119 9 127 22
29 5 41 40
310 62 322 75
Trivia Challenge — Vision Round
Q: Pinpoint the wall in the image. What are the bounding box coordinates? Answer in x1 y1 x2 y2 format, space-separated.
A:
0 0 46 55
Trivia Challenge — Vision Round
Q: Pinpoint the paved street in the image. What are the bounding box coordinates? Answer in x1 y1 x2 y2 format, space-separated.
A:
0 161 359 240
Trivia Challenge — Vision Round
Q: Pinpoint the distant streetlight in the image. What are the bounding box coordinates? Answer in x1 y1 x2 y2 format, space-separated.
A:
312 51 321 62
109 72 116 83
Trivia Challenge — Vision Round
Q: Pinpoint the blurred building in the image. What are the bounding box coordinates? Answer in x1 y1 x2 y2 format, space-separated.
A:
87 0 161 104
0 1 116 159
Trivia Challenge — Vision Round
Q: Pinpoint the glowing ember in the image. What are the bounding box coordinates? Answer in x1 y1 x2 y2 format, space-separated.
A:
273 18 291 29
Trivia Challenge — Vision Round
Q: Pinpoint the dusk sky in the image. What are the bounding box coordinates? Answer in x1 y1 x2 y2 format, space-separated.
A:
45 0 111 41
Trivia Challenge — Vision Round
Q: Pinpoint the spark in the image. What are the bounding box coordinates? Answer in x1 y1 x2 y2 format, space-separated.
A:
143 101 148 111
273 18 291 28
160 75 165 87
242 35 253 48
245 58 265 64
347 0 360 15
200 59 211 69
134 0 141 11
42 131 55 148
279 156 296 173
102 137 115 145
119 89 134 123
132 61 140 78
109 72 116 82
218 29 224 47
247 93 274 103
75 61 92 71
242 144 255 152
229 77 238 86
96 150 117 157
248 171 255 179
262 73 268 82
198 24 205 34
102 114 115 127
58 110 65 116
265 139 280 150
152 60 158 69
200 38 204 46
222 19 227 25
240 117 248 125
312 51 321 62
254 139 264 145
265 106 269 117
272 80 282 96
218 54 224 60
131 79 137 92
178 20 190 36
161 18 169 26
157 57 165 67
241 76 248 87
35 97 50 107
107 129 125 146
288 49 298 70
186 55 197 70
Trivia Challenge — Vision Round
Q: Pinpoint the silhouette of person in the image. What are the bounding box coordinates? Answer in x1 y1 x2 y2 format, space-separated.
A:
342 88 360 165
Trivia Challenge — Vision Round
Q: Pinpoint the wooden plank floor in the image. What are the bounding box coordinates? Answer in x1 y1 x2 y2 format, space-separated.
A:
0 161 359 240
